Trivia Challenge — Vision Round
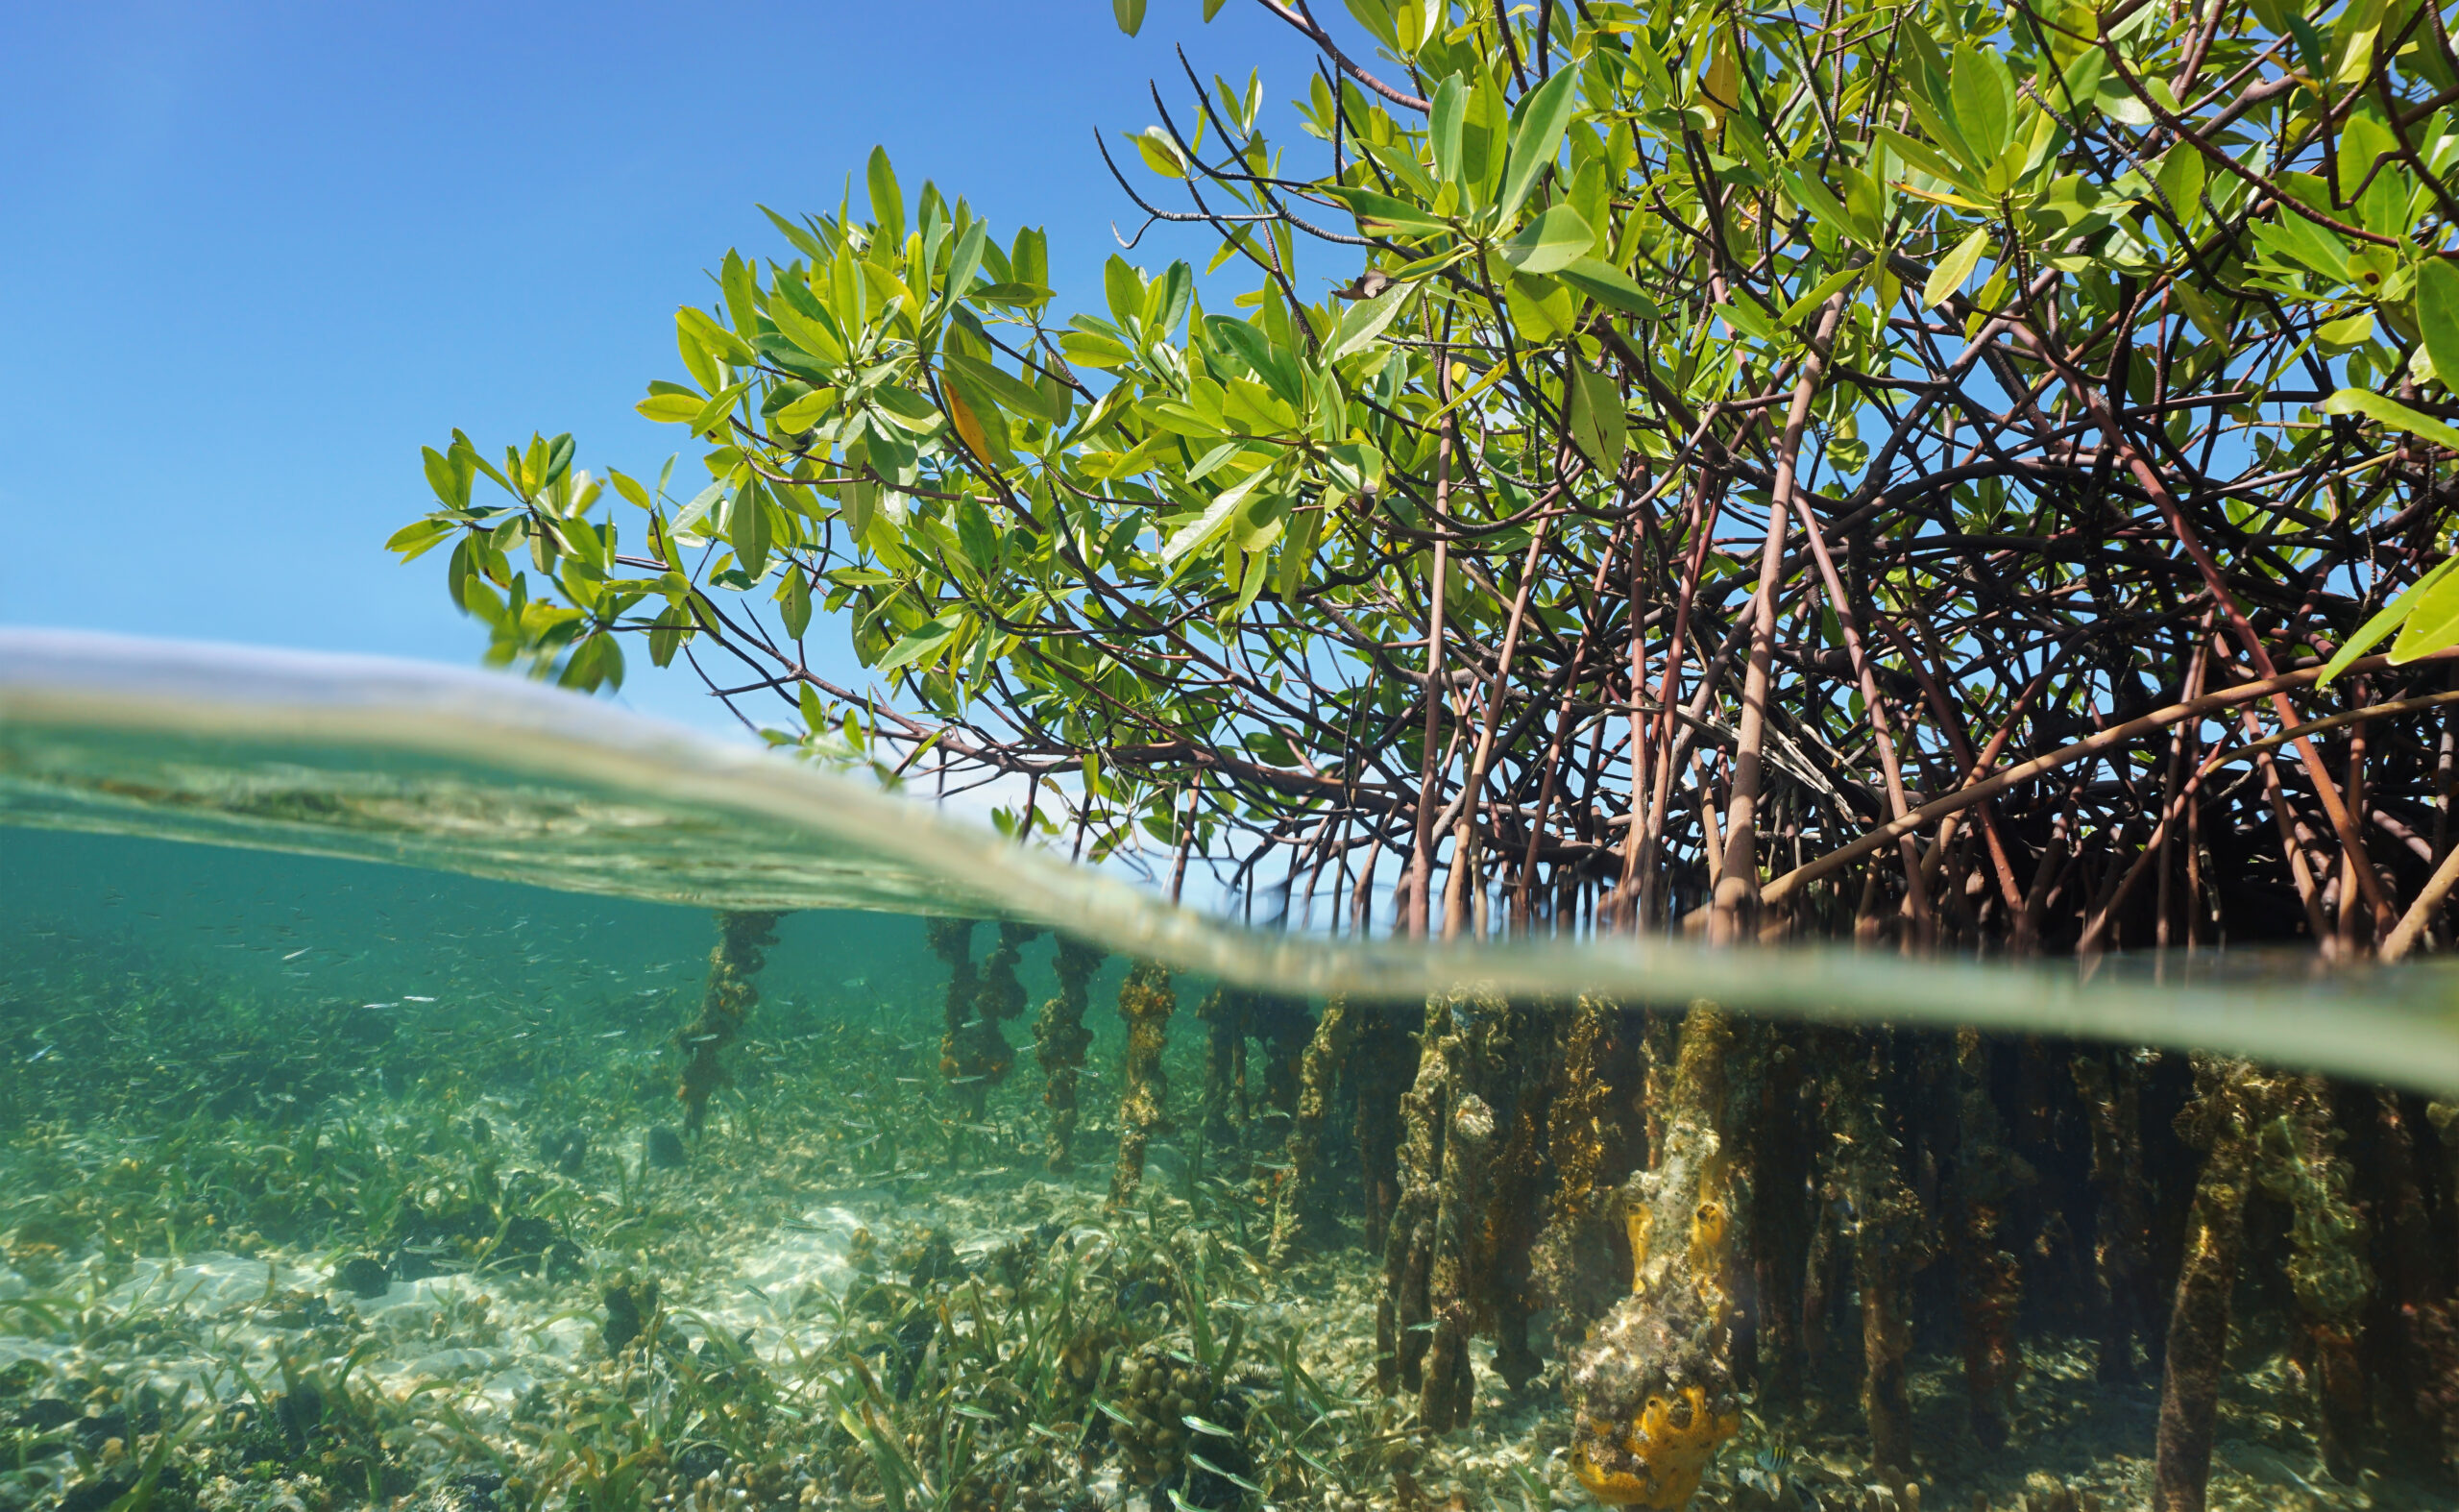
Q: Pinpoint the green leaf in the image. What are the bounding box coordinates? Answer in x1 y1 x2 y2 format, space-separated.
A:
1429 75 1468 185
727 479 771 577
1340 0 1400 51
1948 44 2015 166
1010 226 1047 289
423 446 475 509
1782 263 1863 329
677 306 756 368
1130 126 1185 179
638 392 709 425
2256 213 2349 280
607 469 651 510
1104 255 1146 332
1327 279 1418 359
876 610 962 672
719 249 760 337
1871 126 1976 195
758 205 828 262
1059 329 1135 369
1567 365 1626 476
779 565 812 639
1496 66 1581 218
1501 204 1595 275
2154 147 2207 219
1326 185 1450 236
2321 387 2459 451
774 386 837 432
840 476 877 540
2417 259 2459 396
940 219 989 306
955 498 1000 572
1162 464 1275 565
1785 168 1868 247
2317 555 2459 686
688 380 752 436
866 146 905 243
945 349 1069 427
1273 500 1323 599
1113 0 1146 34
385 519 455 561
2391 562 2459 664
670 477 726 537
767 292 846 368
1923 227 1992 309
1555 256 1660 317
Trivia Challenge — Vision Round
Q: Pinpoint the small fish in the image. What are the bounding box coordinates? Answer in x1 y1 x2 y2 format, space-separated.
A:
26 1046 54 1064
403 995 437 1003
598 1030 627 1039
281 947 310 961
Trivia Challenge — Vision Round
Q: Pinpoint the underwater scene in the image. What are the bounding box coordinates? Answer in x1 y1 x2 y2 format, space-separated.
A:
2 641 2459 1512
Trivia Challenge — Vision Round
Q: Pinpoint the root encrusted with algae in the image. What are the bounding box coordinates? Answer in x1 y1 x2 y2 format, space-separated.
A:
1568 999 1741 1509
1270 991 1355 1259
930 917 1041 1118
1376 984 1511 1424
1108 959 1175 1206
676 910 782 1134
1033 937 1104 1171
1532 996 1635 1362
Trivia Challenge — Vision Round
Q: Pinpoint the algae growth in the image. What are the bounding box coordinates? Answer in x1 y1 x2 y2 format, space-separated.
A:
3 830 2456 1512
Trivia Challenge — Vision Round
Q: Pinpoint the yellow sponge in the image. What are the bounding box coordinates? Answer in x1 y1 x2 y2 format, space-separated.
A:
1571 1384 1741 1508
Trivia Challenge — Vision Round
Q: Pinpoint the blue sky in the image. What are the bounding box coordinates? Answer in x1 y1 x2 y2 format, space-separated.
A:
0 1 1329 735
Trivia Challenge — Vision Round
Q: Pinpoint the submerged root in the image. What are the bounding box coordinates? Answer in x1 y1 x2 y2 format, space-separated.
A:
2153 1058 2288 1512
1533 997 1636 1362
1034 937 1104 1171
1954 1029 2032 1450
1108 960 1176 1207
2260 1075 2374 1482
1569 1000 1741 1509
1377 984 1510 1421
1270 993 1355 1260
675 910 782 1134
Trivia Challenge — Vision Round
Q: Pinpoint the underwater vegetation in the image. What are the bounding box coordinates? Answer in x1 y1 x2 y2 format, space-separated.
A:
0 900 2452 1512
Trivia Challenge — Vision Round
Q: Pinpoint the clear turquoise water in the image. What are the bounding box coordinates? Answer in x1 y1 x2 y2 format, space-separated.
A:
4 629 2456 1095
6 631 2459 1512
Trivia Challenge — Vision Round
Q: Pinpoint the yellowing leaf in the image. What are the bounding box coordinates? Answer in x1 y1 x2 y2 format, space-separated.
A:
942 383 1000 466
1700 32 1740 126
